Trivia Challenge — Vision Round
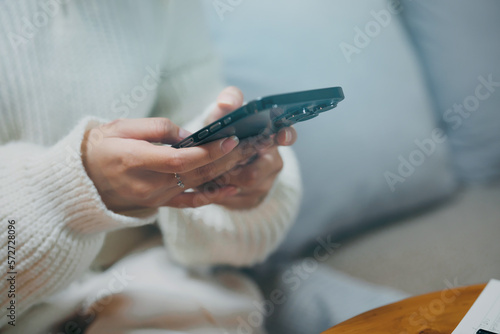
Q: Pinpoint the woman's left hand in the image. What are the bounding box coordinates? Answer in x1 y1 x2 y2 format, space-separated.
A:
200 86 297 210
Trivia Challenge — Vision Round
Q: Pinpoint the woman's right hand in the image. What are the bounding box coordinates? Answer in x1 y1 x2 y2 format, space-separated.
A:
81 118 255 212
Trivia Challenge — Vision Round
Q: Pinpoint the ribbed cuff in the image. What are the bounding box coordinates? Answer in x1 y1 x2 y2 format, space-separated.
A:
159 146 302 266
30 116 158 234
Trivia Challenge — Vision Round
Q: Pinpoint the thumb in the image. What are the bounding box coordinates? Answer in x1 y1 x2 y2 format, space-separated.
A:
205 86 244 124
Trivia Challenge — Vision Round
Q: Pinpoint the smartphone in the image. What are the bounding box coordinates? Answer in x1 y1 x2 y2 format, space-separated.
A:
172 86 344 148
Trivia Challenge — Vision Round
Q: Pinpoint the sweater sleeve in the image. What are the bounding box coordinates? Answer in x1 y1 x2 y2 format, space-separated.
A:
0 117 157 327
158 145 302 266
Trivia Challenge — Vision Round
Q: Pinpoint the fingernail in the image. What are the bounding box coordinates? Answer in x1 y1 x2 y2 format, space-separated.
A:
219 92 238 107
178 128 192 139
284 128 292 144
221 136 239 154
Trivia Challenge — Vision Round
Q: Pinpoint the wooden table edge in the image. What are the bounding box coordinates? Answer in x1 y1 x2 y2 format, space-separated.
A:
322 283 487 334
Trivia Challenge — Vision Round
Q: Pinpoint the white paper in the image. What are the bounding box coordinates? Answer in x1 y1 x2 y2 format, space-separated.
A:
452 279 500 334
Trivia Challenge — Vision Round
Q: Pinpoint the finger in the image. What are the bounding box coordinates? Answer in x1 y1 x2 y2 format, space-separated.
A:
132 136 240 173
243 146 282 181
218 86 244 111
254 135 276 154
178 139 259 188
206 147 282 190
214 168 279 209
96 168 176 211
275 126 297 146
164 186 240 208
103 118 191 144
214 158 263 190
206 86 244 124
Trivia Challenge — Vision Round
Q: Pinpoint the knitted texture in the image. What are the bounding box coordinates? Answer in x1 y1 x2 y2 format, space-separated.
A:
0 0 301 328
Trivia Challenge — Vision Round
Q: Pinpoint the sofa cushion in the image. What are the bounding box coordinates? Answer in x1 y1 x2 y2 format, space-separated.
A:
325 184 500 294
401 0 500 183
203 0 456 254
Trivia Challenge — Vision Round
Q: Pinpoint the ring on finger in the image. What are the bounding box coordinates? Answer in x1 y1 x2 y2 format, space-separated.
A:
174 173 185 188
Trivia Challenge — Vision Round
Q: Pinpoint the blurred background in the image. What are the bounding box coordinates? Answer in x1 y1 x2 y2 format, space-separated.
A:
201 0 500 332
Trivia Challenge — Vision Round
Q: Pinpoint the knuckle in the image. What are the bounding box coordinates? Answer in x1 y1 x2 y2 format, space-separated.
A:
238 141 257 158
192 192 212 208
216 173 232 186
207 147 220 161
85 128 105 149
264 149 283 172
120 152 141 170
196 163 218 183
131 183 154 200
167 151 186 172
203 143 223 162
101 119 121 133
152 118 174 139
241 170 258 188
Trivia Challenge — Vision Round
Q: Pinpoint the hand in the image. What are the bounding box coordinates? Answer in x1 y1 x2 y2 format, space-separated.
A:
81 117 258 212
199 86 297 210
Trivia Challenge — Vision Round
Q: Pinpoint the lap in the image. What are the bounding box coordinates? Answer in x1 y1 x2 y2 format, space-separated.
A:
10 247 266 334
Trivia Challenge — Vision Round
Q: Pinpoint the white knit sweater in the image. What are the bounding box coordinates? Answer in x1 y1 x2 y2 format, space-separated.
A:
0 0 301 329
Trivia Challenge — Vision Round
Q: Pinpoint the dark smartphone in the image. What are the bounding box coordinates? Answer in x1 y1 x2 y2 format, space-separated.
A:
172 86 344 148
